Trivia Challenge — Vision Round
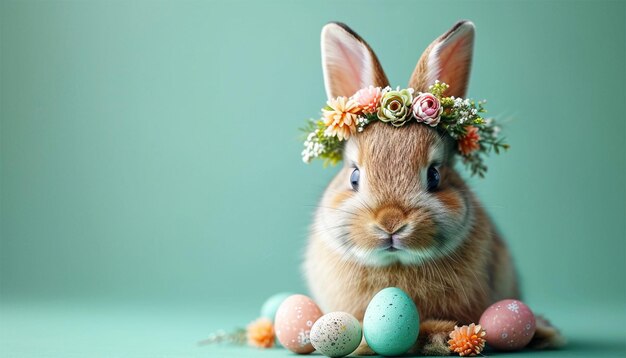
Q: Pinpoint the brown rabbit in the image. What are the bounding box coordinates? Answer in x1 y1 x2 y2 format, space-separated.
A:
303 21 564 355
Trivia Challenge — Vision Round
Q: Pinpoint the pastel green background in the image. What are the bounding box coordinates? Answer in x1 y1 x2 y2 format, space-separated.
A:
1 0 624 357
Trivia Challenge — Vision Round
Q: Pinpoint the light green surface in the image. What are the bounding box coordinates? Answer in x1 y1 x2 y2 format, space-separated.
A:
1 0 625 357
1 300 624 357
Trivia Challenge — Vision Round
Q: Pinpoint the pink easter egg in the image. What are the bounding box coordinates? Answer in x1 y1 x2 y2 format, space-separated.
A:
479 299 536 351
274 294 323 354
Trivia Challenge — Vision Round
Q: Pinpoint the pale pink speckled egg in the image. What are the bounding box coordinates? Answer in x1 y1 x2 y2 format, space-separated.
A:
479 299 536 351
274 294 323 354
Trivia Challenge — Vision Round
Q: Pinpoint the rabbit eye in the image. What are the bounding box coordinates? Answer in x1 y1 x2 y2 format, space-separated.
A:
350 168 360 191
427 165 440 191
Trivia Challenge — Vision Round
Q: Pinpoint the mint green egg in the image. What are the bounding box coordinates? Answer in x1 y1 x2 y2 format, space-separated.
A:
260 292 294 322
260 292 294 348
363 287 420 356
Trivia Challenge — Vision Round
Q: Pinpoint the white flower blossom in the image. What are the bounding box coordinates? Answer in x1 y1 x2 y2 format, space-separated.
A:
301 129 325 163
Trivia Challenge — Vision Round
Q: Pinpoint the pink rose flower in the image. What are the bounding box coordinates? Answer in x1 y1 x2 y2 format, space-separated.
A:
352 86 383 114
412 92 442 126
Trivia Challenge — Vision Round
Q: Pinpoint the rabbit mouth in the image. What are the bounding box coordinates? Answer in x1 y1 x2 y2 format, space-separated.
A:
361 232 465 266
380 238 407 253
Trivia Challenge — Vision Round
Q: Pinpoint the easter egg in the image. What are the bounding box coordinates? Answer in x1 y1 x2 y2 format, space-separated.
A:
479 299 536 351
363 287 420 356
261 292 294 322
260 292 294 347
274 294 323 354
310 312 362 358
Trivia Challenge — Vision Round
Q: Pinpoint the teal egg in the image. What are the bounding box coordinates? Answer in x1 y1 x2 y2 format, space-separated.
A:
260 292 294 322
363 287 420 356
260 292 294 348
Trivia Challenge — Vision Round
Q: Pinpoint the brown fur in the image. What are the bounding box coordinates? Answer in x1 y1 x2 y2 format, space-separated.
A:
305 21 563 355
305 123 511 355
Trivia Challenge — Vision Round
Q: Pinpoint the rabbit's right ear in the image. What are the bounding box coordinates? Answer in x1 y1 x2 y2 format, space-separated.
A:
321 23 389 100
408 21 475 98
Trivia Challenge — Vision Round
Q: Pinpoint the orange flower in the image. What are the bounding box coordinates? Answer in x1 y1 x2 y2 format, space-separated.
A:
322 96 361 140
458 126 481 155
246 318 274 348
448 323 486 356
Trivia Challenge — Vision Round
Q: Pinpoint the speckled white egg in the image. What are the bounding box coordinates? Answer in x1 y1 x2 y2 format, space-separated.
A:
310 312 362 358
363 287 420 356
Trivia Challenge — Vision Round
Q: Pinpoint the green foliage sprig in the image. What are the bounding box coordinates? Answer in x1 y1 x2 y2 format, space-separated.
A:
301 81 509 177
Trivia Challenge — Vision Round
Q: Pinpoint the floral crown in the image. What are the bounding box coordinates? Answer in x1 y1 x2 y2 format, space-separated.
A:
301 81 509 177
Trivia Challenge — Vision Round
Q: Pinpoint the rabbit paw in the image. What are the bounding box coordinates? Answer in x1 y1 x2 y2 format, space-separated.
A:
529 315 567 349
353 336 376 356
412 319 456 356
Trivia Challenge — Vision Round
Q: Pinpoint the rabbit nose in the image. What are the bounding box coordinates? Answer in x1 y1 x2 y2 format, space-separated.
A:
374 206 407 235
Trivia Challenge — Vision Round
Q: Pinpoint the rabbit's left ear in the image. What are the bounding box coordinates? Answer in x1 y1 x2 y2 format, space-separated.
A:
321 22 389 100
408 21 475 98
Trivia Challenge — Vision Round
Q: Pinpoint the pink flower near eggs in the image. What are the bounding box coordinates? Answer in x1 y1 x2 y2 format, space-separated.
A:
246 318 274 348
